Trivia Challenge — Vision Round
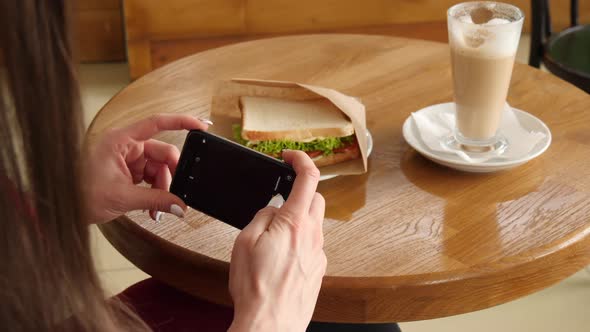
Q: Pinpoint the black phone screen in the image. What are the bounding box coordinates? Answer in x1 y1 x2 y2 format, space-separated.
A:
170 131 296 229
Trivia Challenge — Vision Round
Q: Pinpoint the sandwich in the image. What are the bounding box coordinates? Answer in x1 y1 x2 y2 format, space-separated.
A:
233 96 360 167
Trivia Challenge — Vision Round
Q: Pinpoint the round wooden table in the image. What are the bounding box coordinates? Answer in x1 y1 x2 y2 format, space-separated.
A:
89 35 590 323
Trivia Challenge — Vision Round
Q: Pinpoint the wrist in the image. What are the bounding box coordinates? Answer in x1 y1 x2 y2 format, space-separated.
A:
229 305 289 332
228 318 279 332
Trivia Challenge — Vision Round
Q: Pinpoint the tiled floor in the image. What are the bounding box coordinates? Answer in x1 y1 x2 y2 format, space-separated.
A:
82 35 590 330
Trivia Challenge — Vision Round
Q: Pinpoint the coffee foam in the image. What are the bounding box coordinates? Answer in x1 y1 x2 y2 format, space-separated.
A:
485 18 511 26
449 3 522 57
457 15 509 25
458 15 474 24
449 19 521 58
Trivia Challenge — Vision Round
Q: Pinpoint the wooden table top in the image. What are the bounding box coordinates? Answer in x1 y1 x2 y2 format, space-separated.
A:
89 34 590 323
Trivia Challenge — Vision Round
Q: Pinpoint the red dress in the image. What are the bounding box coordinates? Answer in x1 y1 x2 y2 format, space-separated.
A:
116 278 233 332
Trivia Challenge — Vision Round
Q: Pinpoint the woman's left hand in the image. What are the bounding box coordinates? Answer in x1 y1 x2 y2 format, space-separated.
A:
84 114 210 224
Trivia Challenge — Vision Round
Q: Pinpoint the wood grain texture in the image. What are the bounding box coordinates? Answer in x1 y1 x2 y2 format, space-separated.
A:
123 0 245 40
74 0 121 10
149 23 449 72
75 0 125 62
89 35 590 322
75 9 125 62
126 40 152 81
124 0 590 78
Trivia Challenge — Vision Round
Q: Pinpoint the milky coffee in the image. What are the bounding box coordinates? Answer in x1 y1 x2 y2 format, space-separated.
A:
448 3 523 141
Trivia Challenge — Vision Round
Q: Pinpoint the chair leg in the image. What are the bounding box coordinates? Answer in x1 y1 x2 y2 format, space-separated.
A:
543 0 552 38
571 0 579 26
529 0 545 68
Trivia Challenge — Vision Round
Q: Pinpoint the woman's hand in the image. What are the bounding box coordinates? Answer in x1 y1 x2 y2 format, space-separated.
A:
228 150 327 332
84 114 210 224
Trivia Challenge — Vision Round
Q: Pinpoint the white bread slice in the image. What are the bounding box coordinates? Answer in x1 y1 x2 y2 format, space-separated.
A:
312 144 361 168
240 96 354 142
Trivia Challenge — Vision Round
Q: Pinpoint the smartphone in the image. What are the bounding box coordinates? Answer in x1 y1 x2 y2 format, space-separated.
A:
170 130 296 229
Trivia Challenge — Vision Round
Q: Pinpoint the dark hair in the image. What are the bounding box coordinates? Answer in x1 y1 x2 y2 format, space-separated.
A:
0 1 147 330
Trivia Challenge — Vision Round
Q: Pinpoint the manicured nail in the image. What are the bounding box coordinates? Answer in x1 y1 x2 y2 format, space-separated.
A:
155 211 163 223
170 204 185 218
267 194 285 208
198 117 214 125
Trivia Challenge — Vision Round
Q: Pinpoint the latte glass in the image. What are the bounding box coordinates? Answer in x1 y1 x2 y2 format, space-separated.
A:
446 2 523 154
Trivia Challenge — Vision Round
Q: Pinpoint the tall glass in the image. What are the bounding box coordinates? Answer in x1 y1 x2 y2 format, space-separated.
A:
446 2 524 154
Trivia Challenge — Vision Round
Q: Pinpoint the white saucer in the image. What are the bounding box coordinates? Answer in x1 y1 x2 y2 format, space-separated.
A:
402 103 551 173
319 130 373 181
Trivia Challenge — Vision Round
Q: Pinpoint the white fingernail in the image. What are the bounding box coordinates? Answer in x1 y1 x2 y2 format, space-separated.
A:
170 204 185 218
155 211 163 223
198 117 214 125
267 194 285 208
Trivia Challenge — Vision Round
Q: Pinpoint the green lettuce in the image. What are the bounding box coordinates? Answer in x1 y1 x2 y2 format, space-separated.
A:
232 124 354 157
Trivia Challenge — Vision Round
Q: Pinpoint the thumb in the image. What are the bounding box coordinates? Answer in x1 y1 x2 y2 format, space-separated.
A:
121 185 187 218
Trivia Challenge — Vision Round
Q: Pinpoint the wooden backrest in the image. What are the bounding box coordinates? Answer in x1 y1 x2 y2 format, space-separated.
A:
123 0 587 79
75 0 125 62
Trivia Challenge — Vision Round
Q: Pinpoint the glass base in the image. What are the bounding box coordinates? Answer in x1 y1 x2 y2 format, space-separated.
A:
443 134 508 158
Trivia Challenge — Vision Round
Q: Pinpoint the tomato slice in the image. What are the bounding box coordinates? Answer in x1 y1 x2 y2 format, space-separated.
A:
333 142 359 154
306 150 323 158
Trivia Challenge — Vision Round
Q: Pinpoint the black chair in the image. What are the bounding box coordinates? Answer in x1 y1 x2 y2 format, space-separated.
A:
529 0 590 93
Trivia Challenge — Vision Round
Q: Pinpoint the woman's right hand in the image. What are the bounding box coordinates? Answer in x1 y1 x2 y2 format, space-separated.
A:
228 150 327 332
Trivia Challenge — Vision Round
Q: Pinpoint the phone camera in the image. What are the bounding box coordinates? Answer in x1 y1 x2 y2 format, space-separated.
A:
286 175 293 181
194 156 201 163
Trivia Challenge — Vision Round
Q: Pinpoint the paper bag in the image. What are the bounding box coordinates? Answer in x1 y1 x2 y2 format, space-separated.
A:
209 78 368 177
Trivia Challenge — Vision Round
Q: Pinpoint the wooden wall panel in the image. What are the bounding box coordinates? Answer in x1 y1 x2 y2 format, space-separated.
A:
76 0 125 62
75 9 125 62
244 0 466 33
245 0 400 33
75 0 121 10
127 40 152 79
244 0 589 34
125 0 590 79
124 0 245 40
150 22 450 71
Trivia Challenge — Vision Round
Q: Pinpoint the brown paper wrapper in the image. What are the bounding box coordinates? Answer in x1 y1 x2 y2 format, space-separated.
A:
209 78 368 177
